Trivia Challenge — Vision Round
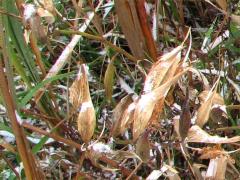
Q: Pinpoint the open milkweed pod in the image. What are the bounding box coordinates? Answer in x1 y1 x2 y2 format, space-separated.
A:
119 101 136 135
196 78 220 128
143 45 184 127
111 95 133 137
77 101 96 143
136 131 150 163
198 90 224 105
69 66 84 110
70 64 96 143
133 69 189 141
143 45 183 93
199 89 227 126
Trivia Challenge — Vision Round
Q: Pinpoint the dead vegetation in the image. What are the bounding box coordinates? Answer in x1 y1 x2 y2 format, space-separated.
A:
1 0 240 179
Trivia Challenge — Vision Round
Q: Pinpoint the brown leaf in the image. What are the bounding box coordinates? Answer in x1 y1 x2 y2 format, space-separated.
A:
231 14 240 26
111 95 133 137
148 98 164 124
179 89 191 140
187 125 240 144
215 0 227 11
199 146 227 160
196 79 220 128
136 131 150 163
115 0 146 59
69 66 85 110
205 155 228 180
143 46 183 124
104 57 116 102
135 0 157 61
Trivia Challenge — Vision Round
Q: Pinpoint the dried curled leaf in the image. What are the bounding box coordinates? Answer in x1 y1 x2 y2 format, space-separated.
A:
143 45 183 126
187 125 240 144
70 65 96 143
199 146 228 160
115 0 146 59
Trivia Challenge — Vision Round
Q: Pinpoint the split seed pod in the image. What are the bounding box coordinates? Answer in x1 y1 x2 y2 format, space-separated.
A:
70 64 96 143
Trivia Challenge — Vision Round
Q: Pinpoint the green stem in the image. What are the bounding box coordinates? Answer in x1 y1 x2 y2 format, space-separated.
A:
56 29 139 62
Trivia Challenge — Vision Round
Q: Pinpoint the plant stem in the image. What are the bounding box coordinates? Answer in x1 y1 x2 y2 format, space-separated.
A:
56 29 139 62
0 60 44 179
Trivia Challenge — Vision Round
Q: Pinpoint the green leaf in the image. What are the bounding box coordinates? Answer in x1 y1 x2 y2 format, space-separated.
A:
3 0 40 84
0 123 13 133
32 136 49 154
20 71 75 107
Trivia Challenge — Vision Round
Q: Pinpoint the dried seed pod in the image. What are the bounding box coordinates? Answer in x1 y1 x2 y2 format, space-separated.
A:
70 65 96 143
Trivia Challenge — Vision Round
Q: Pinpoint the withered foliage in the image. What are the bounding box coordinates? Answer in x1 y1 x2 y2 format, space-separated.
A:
2 0 240 179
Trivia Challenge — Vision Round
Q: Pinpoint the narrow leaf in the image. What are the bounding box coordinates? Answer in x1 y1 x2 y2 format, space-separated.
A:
115 0 146 59
179 88 191 140
187 125 240 144
104 57 116 102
